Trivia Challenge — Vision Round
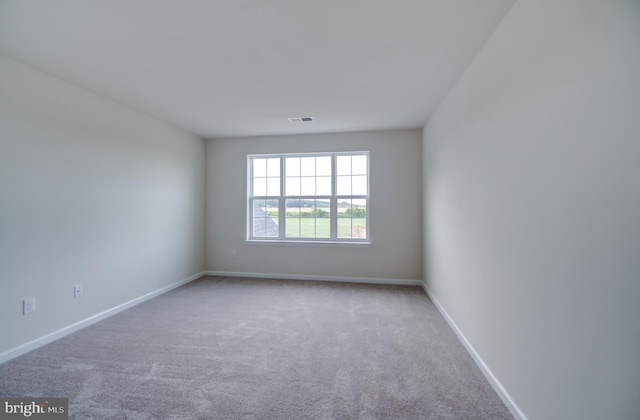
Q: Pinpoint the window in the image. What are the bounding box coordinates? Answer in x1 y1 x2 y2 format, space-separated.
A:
248 152 369 242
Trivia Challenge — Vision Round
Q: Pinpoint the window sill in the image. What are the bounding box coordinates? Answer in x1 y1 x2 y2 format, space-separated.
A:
245 239 372 247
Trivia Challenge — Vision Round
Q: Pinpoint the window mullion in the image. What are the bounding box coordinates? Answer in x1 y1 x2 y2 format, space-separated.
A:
330 154 337 239
330 197 337 239
248 157 253 239
247 195 251 239
279 157 285 239
278 198 285 239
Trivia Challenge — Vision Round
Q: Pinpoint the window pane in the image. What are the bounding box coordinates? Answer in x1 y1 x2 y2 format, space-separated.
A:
316 199 330 214
285 199 301 237
266 177 280 196
253 178 266 196
337 175 351 195
301 177 315 195
351 199 367 238
301 157 315 176
285 199 332 238
267 158 280 177
252 199 279 238
252 199 265 218
300 208 315 237
352 155 367 175
353 199 366 207
337 199 352 238
286 157 300 177
317 176 331 196
253 159 266 177
352 175 367 195
316 156 331 176
315 199 331 238
286 177 300 196
337 155 351 175
338 199 367 239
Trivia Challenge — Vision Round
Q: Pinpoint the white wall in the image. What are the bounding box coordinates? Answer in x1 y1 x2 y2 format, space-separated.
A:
206 129 423 282
0 56 206 356
422 1 640 419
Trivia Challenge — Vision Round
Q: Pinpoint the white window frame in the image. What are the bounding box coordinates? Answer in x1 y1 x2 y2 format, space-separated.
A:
247 151 370 244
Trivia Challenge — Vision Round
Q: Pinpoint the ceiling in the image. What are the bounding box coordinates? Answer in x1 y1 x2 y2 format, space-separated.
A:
0 0 514 139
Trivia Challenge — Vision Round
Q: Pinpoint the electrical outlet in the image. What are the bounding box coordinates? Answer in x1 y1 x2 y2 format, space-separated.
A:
23 297 36 315
231 250 237 258
74 284 83 298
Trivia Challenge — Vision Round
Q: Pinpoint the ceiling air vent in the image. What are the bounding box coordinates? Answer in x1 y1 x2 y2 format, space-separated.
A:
288 116 314 123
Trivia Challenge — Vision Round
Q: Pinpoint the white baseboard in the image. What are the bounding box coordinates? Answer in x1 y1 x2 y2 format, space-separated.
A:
420 282 527 420
205 270 423 287
0 271 206 365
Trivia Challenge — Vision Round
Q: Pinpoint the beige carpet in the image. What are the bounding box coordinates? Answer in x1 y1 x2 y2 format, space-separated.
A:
0 276 512 419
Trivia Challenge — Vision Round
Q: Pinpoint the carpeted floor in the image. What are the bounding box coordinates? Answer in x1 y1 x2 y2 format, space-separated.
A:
0 276 512 419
